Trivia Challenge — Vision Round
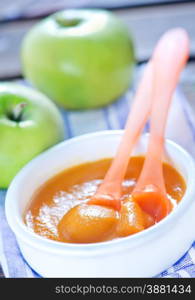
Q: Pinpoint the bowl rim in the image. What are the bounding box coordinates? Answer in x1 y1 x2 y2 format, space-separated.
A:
5 130 195 256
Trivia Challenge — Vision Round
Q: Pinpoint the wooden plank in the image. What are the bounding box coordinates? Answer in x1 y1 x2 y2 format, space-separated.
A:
87 0 195 9
0 20 35 79
1 0 193 21
0 2 195 79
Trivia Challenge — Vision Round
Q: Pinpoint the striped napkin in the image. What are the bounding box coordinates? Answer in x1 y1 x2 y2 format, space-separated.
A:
0 77 195 278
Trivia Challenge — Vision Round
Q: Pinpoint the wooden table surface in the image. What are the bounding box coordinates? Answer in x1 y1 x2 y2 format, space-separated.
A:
0 0 195 278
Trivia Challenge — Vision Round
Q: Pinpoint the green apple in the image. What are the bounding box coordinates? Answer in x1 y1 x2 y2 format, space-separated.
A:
21 9 135 109
0 83 65 188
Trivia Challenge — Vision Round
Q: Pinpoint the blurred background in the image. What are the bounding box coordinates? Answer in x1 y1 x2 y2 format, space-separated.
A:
0 0 195 106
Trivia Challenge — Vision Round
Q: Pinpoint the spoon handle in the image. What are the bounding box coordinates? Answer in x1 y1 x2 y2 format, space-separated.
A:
134 28 189 192
93 62 154 201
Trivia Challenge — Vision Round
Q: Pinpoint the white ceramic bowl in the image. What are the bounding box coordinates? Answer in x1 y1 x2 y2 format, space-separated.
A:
5 131 195 277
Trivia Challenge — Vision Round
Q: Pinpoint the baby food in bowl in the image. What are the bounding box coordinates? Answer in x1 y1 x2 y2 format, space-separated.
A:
24 156 186 244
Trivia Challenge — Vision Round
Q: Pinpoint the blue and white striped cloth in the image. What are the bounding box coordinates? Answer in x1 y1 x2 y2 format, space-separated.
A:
0 77 195 277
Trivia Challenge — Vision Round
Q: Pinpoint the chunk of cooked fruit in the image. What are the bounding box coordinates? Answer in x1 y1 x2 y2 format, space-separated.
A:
58 204 119 243
117 198 145 237
142 211 155 228
132 186 171 221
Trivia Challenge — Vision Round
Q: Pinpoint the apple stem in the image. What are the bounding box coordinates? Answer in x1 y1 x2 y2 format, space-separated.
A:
11 102 27 122
55 16 82 27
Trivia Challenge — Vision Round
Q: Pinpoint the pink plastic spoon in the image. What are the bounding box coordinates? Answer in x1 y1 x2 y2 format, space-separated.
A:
132 28 189 222
88 62 154 210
